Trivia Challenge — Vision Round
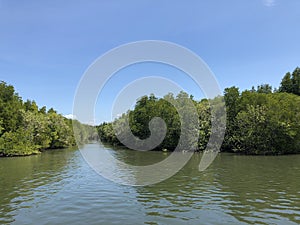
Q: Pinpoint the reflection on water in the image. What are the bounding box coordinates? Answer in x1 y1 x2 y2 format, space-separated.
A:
0 148 80 224
137 154 300 225
0 143 299 224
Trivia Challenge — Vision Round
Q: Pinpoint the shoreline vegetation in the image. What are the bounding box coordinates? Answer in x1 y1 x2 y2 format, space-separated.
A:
98 67 300 155
1 67 300 156
0 81 96 157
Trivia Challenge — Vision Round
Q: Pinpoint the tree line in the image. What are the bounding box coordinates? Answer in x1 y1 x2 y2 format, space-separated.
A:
98 67 300 155
0 81 96 156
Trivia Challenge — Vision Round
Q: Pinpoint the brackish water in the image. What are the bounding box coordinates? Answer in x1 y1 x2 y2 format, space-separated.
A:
0 143 299 225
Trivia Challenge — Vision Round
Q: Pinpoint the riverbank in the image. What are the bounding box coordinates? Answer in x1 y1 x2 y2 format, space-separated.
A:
100 140 300 156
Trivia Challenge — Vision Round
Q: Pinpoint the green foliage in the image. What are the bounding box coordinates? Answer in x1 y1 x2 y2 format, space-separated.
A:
223 86 240 151
231 93 300 154
0 128 40 156
98 122 118 144
39 106 47 114
234 105 272 154
0 81 23 133
256 84 273 94
291 67 300 95
98 67 300 155
24 100 39 112
196 99 211 150
0 81 94 156
47 112 73 148
99 91 210 152
21 110 51 150
0 119 3 135
72 119 97 145
279 67 300 95
2 66 300 156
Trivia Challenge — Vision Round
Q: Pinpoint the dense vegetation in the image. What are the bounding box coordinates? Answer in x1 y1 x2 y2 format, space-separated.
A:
98 67 300 155
1 67 299 156
0 81 96 156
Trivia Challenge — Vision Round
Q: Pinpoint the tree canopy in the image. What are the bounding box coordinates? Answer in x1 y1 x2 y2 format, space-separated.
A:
98 67 300 155
2 67 300 156
0 81 95 156
279 67 300 95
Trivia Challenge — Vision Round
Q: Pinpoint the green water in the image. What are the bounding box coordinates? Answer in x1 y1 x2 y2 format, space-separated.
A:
0 143 299 224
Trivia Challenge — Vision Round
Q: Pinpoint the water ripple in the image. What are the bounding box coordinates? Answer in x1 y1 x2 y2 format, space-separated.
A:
0 144 299 225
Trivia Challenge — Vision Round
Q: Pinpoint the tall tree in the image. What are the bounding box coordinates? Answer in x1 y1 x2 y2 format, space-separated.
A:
291 67 300 95
279 72 293 93
279 68 300 95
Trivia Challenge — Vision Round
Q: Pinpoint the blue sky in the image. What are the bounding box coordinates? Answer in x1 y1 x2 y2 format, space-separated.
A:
1 0 300 123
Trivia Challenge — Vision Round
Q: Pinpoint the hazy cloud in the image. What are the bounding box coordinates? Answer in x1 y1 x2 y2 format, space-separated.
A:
64 114 77 120
263 0 276 7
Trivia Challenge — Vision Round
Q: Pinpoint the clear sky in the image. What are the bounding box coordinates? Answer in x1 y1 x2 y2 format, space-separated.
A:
1 0 300 123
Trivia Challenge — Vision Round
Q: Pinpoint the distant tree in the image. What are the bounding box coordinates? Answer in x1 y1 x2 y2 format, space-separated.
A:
250 86 256 93
24 100 39 112
291 67 300 95
279 72 293 93
39 106 47 114
256 84 272 94
47 108 57 114
279 67 300 95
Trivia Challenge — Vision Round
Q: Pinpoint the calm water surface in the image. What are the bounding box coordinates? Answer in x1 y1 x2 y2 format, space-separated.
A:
0 143 299 225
